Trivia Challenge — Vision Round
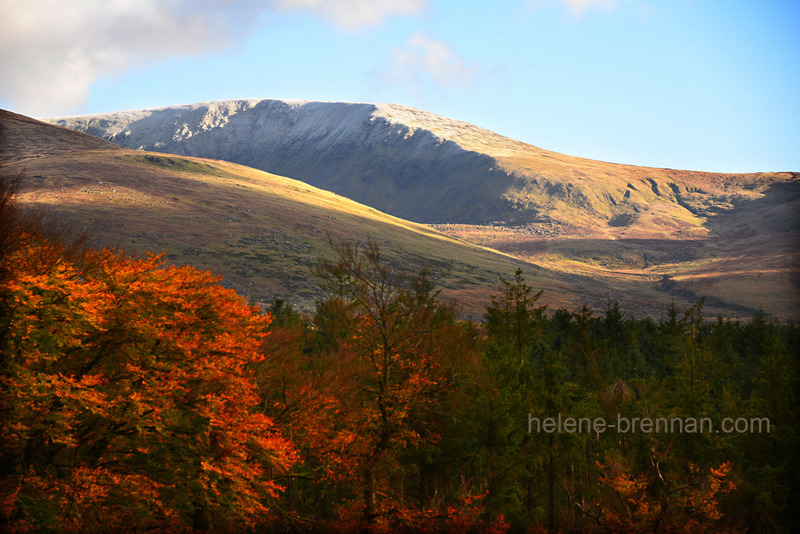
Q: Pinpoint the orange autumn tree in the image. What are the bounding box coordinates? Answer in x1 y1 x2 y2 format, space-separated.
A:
0 182 295 532
584 453 737 533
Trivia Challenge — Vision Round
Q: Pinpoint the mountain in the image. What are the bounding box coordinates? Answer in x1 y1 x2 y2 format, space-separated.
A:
48 100 515 224
48 99 797 229
3 109 594 315
46 99 800 320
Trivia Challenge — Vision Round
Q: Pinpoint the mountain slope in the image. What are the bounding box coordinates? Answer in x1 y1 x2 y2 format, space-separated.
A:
48 100 513 224
48 99 797 232
46 99 800 319
4 109 599 315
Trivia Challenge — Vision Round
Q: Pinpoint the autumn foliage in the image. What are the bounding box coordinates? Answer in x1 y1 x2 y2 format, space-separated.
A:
0 177 294 531
587 456 736 532
1 175 798 532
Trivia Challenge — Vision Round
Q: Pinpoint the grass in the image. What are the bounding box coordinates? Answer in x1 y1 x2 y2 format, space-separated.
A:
7 146 550 315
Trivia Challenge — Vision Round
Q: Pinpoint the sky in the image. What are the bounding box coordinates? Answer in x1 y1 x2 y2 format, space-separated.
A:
1 0 798 173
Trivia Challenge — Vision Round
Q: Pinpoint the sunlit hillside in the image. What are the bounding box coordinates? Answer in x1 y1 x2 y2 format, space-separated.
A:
46 100 800 319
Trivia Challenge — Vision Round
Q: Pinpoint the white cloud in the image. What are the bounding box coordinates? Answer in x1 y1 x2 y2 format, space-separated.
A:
0 0 255 116
271 0 425 30
382 31 478 96
0 0 426 116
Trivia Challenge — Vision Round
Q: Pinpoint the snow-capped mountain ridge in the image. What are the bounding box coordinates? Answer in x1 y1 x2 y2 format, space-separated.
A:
49 98 797 232
54 98 520 155
50 99 520 223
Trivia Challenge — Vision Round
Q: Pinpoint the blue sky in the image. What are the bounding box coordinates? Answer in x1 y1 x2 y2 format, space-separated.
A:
1 0 798 173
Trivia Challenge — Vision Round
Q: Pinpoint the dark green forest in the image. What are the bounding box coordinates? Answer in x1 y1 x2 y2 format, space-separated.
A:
2 176 798 532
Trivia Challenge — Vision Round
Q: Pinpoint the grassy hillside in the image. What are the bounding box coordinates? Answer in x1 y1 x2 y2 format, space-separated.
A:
5 109 798 318
1 110 569 315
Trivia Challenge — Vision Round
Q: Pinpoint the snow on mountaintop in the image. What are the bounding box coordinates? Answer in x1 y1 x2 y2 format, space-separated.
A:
371 103 523 153
50 99 531 157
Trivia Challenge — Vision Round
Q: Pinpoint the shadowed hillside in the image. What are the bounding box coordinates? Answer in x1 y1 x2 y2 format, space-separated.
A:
48 100 514 224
